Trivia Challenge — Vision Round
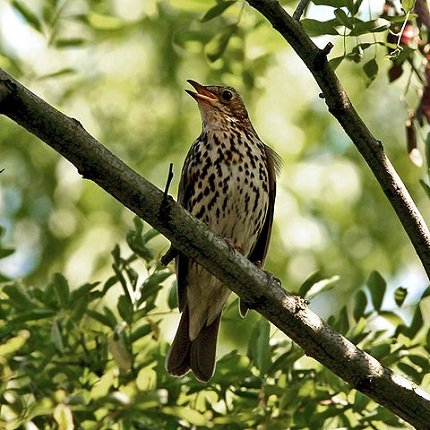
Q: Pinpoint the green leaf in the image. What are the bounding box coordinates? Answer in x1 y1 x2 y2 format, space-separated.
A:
352 0 365 14
336 305 349 334
118 294 133 325
301 19 339 37
3 283 35 310
334 8 352 29
370 343 390 359
205 25 237 62
401 0 417 13
329 55 344 71
312 0 345 7
54 38 86 48
87 309 116 328
11 1 43 33
353 290 367 321
349 19 390 37
167 282 178 309
0 248 14 258
379 310 404 326
0 330 30 357
10 309 56 323
409 305 424 338
255 318 272 375
408 354 430 372
396 305 423 339
394 287 408 307
305 275 339 300
37 68 76 80
398 362 421 384
367 270 386 311
142 228 159 244
298 270 321 296
52 273 70 308
130 324 151 342
201 1 236 22
70 281 100 303
363 58 379 86
51 319 64 353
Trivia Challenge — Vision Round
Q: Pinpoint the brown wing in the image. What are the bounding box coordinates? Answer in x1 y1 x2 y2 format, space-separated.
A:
241 145 281 317
248 144 281 265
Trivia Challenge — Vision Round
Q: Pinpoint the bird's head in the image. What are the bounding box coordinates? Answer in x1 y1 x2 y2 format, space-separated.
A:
186 80 250 130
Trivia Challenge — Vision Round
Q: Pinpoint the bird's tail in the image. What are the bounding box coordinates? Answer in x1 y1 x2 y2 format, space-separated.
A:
166 305 221 383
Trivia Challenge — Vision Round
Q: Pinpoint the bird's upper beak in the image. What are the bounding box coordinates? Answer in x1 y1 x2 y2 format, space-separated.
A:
186 80 217 105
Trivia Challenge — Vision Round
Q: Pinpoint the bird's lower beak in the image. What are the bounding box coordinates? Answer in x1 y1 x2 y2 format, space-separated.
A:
186 80 217 105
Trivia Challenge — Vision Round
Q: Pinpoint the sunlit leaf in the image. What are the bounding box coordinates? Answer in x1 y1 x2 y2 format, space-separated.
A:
305 275 339 300
53 403 74 430
401 0 417 13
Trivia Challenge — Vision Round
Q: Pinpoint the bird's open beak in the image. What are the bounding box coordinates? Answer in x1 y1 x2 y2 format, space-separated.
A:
186 80 217 105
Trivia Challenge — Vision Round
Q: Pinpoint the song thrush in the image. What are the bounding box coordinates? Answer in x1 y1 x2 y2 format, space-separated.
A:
166 80 280 382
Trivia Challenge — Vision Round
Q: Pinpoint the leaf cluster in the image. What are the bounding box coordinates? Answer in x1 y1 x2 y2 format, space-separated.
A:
0 219 428 429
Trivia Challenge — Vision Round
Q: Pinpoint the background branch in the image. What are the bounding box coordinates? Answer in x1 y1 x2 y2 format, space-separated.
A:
0 69 430 428
247 0 430 281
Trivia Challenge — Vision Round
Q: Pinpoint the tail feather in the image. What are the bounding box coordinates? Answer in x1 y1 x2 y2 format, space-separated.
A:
166 306 192 377
190 314 221 382
166 305 221 383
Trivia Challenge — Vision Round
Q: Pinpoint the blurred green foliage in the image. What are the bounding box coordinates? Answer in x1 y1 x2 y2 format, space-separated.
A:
0 0 430 428
1 218 429 429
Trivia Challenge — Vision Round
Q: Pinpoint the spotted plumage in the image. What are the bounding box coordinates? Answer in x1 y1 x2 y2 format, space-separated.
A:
166 80 281 382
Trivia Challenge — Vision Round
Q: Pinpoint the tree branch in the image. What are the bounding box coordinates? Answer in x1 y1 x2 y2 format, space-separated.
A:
293 0 310 20
0 69 429 428
247 0 430 282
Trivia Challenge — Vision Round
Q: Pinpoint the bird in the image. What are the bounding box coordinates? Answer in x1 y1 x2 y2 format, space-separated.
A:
166 80 281 382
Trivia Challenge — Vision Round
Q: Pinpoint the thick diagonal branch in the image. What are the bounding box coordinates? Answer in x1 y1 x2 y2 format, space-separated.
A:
0 69 429 428
247 0 430 281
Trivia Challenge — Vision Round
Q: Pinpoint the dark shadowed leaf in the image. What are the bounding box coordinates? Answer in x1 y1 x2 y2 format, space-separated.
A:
11 0 43 33
118 294 133 324
201 1 236 22
301 19 339 36
367 271 386 311
205 25 237 62
363 58 379 85
52 273 70 308
353 289 367 321
334 8 352 29
329 55 344 70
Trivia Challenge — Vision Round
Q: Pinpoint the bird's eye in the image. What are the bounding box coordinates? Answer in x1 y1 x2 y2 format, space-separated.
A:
221 90 233 101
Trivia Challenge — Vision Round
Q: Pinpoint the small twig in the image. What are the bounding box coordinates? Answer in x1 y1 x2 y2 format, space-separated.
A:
293 0 310 20
0 168 4 173
161 246 178 266
164 162 174 198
